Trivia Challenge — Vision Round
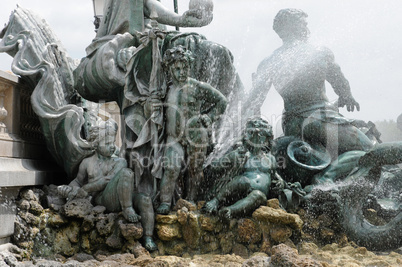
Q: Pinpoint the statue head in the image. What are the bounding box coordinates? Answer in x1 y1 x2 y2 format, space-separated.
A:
273 8 310 42
163 46 194 84
92 119 118 157
243 117 274 150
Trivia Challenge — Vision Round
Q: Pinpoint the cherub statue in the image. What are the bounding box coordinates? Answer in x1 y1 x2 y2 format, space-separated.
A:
58 119 157 251
204 118 281 219
156 46 227 214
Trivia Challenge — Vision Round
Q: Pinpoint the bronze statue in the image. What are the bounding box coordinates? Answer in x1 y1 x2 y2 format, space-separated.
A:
156 46 227 215
204 118 279 219
250 9 374 160
58 119 157 251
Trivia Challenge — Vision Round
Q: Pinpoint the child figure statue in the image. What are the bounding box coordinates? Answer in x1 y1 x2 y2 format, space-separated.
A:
58 119 157 251
156 46 227 214
204 118 281 219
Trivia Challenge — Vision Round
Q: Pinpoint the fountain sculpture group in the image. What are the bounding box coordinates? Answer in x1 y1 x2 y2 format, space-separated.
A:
0 0 402 255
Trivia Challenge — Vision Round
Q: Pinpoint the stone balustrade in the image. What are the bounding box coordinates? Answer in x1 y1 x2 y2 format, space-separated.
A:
0 70 63 244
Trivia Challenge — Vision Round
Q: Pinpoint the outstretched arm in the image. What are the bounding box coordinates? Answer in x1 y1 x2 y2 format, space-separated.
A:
144 0 212 27
324 47 360 112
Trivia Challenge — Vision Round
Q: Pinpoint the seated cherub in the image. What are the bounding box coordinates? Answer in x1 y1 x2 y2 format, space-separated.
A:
204 118 283 219
58 119 140 223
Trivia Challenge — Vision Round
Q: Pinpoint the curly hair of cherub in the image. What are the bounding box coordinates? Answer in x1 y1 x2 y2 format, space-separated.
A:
162 46 194 70
87 119 118 148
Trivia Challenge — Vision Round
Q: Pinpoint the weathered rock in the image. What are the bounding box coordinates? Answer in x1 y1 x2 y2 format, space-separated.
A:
80 233 92 254
219 232 235 254
150 255 191 266
70 252 95 262
33 227 55 257
267 198 281 209
270 244 323 267
232 243 249 258
63 199 93 219
317 214 335 228
31 259 65 267
53 227 80 257
201 239 220 253
82 214 96 232
45 195 66 212
298 242 319 255
176 209 188 225
260 232 272 255
0 251 19 267
29 200 44 215
20 189 38 202
46 210 68 227
156 214 178 224
103 253 136 265
67 221 81 243
106 234 124 250
197 201 206 210
252 206 303 230
123 241 150 258
200 215 220 232
173 198 197 211
192 254 245 266
14 217 40 252
92 205 107 215
18 199 30 211
130 254 155 266
18 211 40 226
90 229 105 248
242 254 270 267
320 227 335 243
237 218 261 244
163 240 186 256
202 232 217 243
269 225 292 243
96 213 117 236
156 223 182 241
337 233 349 247
119 221 143 240
182 212 201 248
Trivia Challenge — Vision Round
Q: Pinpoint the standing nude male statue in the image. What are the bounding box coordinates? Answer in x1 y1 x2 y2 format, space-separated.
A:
250 9 373 159
156 46 227 214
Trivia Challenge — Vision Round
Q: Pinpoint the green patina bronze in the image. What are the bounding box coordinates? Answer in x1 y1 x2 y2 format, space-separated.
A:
1 2 402 253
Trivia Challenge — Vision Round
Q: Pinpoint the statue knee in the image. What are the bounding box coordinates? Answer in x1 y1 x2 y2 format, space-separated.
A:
119 168 135 187
134 194 153 213
121 168 134 179
249 190 267 204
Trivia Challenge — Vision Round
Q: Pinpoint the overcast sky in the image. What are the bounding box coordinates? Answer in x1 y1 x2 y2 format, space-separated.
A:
0 0 401 132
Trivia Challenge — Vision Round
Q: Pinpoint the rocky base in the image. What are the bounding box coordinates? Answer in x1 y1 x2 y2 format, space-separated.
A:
2 242 402 266
4 186 402 266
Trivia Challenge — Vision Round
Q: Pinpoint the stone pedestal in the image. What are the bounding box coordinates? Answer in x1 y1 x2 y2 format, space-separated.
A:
0 70 63 244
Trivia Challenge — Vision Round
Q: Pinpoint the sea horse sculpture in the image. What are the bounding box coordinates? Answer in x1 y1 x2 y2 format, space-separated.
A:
0 7 94 176
300 142 402 250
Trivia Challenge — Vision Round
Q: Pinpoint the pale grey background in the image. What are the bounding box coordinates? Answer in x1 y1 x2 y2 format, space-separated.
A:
0 0 400 134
